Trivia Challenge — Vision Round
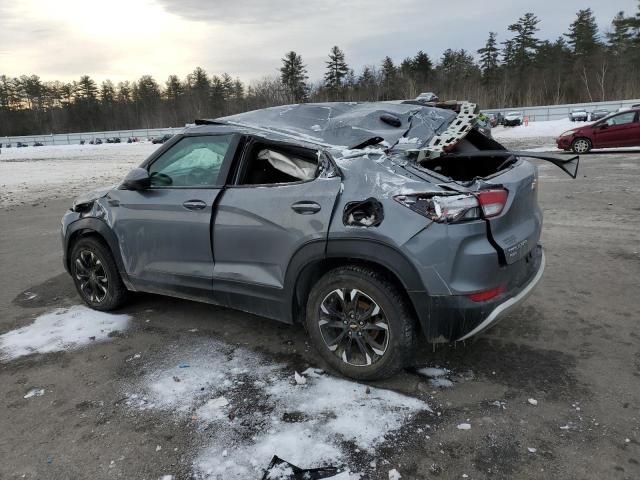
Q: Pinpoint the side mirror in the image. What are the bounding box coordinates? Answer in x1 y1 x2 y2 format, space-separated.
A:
599 123 609 129
121 167 151 190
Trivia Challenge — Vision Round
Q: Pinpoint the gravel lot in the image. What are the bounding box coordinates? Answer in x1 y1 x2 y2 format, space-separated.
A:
0 143 639 479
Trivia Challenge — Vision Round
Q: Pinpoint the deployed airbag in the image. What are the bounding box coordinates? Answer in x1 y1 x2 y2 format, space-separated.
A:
257 149 317 181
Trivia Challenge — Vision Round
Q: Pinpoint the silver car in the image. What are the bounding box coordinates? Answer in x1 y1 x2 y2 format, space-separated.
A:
61 101 577 379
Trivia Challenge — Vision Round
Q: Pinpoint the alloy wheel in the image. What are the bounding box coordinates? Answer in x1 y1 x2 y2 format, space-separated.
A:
573 139 590 153
74 250 109 303
318 288 390 367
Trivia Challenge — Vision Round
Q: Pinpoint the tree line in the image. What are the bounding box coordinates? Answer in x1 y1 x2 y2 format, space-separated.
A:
1 5 639 137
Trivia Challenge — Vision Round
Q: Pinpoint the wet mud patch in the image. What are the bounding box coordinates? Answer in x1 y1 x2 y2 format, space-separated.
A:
12 273 76 308
608 249 640 263
473 431 522 478
426 340 584 400
490 305 544 340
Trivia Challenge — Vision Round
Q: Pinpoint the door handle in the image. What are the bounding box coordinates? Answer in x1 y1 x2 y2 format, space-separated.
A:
183 200 207 210
291 201 321 215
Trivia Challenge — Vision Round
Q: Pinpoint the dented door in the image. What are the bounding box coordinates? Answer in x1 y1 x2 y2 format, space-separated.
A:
212 177 342 290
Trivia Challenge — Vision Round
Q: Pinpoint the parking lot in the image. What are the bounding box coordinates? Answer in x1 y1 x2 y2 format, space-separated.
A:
0 145 639 479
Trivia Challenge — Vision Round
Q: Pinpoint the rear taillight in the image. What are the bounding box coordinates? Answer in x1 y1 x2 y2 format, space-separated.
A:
394 188 508 223
476 189 508 218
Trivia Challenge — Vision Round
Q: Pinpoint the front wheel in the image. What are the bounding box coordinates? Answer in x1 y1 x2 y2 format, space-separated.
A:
70 237 128 311
305 265 417 380
571 137 592 154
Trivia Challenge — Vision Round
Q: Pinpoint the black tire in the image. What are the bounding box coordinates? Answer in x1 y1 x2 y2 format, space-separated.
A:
305 265 417 380
571 137 592 154
69 236 128 311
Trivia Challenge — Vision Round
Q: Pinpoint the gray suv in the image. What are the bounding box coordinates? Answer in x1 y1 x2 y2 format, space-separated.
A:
61 102 577 380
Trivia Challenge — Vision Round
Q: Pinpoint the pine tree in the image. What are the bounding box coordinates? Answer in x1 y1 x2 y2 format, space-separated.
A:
478 32 500 76
381 56 397 99
117 81 132 103
508 13 540 68
324 46 349 96
358 66 375 87
221 73 234 101
607 11 633 55
565 8 601 57
210 75 225 114
165 75 183 102
280 51 308 102
0 75 18 110
232 79 244 100
100 80 116 104
412 50 433 85
76 75 98 101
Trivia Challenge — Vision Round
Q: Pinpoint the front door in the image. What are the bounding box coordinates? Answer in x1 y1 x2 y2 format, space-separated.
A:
593 111 639 148
108 133 237 297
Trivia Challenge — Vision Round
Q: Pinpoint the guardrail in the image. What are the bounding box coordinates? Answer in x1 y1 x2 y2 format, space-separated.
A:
2 97 640 145
1 127 184 147
481 98 640 122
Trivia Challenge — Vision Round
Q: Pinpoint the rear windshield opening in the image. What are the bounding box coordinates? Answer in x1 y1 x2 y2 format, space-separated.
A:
419 155 511 182
237 140 318 185
417 128 513 182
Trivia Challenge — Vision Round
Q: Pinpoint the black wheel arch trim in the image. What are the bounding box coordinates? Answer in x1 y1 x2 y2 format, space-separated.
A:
64 217 134 289
284 237 427 325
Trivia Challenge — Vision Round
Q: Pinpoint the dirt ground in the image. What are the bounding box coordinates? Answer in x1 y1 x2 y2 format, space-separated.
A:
0 148 639 480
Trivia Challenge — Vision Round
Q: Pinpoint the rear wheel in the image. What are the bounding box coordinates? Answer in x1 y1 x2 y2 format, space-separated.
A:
305 265 416 380
70 237 128 311
571 137 592 154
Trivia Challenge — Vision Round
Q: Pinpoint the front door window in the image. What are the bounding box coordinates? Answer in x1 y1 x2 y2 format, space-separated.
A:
149 135 233 187
604 112 636 127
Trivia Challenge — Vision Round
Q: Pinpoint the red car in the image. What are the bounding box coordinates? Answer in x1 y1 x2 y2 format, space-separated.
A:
557 108 640 153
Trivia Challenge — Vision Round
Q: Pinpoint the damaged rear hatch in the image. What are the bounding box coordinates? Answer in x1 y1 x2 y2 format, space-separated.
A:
388 103 579 267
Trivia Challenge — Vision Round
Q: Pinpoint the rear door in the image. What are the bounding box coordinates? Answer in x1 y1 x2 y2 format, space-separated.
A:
593 111 638 148
212 142 341 316
108 134 237 297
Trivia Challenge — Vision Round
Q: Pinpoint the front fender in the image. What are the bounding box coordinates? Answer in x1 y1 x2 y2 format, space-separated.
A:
63 216 134 289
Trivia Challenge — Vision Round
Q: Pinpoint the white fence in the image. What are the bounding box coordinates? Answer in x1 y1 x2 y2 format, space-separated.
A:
1 126 184 147
481 98 640 122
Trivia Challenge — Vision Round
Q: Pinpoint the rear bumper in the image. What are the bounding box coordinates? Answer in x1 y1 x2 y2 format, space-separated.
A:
410 245 545 342
456 247 545 341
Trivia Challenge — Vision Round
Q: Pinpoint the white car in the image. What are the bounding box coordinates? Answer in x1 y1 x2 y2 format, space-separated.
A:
503 111 524 126
569 108 588 122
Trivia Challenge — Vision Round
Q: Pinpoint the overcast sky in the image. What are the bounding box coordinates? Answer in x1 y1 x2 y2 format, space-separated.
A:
0 0 636 84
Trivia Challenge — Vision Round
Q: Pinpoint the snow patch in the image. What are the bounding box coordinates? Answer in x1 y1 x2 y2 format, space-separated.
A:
0 142 160 207
417 367 448 378
124 338 429 479
493 118 590 140
388 468 402 479
417 367 454 388
24 388 45 398
0 305 130 361
457 423 471 430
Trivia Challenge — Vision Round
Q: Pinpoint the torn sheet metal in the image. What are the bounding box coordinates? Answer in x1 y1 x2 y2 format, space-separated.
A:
261 455 341 480
410 102 478 162
218 102 456 150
